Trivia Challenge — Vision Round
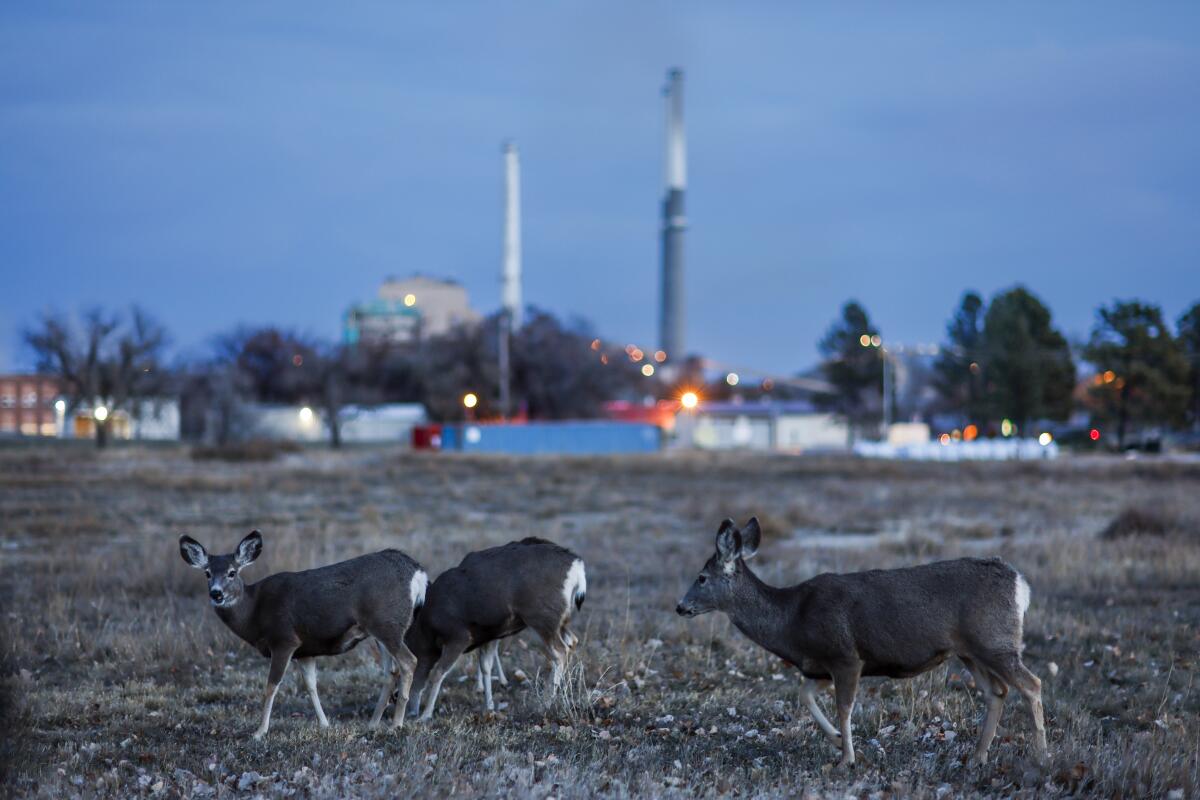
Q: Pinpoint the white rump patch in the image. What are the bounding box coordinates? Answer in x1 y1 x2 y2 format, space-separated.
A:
1014 573 1031 618
561 559 586 614
410 570 428 610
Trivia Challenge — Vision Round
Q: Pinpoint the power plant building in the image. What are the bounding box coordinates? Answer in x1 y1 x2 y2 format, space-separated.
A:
344 275 480 347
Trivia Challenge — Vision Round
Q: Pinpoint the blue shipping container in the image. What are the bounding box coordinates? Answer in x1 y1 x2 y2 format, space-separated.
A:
442 421 661 455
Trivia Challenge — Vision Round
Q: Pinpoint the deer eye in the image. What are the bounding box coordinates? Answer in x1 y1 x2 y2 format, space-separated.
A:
698 575 707 585
227 569 236 579
204 569 211 578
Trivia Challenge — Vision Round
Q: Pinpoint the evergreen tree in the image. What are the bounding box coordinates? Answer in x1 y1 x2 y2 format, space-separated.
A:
1178 302 1200 430
933 291 987 425
1083 301 1189 448
818 301 883 441
982 287 1075 434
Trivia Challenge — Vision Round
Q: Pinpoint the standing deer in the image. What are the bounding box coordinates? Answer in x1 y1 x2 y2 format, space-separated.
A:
178 531 427 738
405 537 586 719
676 518 1048 768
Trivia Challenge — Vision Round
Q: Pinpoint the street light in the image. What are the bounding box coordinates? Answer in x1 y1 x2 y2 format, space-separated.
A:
54 399 65 413
298 407 314 424
463 392 478 409
725 372 739 386
641 364 655 377
93 405 109 422
680 391 699 410
404 293 417 307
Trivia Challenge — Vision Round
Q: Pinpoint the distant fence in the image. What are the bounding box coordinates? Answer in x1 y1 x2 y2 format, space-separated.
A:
442 421 661 455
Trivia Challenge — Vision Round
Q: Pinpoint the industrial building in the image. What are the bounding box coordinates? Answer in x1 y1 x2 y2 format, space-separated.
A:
344 275 481 347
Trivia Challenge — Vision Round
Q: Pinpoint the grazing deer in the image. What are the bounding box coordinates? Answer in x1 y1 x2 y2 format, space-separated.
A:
178 531 427 738
405 537 586 719
676 518 1047 768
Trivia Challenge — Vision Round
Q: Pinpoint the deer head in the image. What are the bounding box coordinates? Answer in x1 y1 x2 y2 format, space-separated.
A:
676 517 761 617
179 531 263 608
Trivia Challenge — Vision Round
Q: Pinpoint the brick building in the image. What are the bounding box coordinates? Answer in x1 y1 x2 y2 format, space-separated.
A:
0 374 61 436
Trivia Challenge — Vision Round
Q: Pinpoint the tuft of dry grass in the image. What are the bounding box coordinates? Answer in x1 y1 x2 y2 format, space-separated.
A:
1 446 1198 798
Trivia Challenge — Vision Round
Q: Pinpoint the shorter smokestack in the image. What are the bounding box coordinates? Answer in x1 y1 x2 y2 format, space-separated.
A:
502 141 522 329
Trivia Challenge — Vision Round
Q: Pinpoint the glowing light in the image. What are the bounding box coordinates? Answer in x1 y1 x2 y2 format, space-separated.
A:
292 354 303 366
726 372 739 386
1001 419 1014 437
859 334 871 347
404 293 417 307
641 364 655 377
1089 428 1101 441
54 399 66 413
600 354 609 365
871 335 882 348
680 391 699 410
590 338 601 351
93 405 108 422
938 433 951 445
630 348 644 362
654 350 667 363
951 428 962 441
462 393 478 409
1038 432 1053 446
963 424 978 442
1103 370 1115 383
298 407 313 424
969 362 980 374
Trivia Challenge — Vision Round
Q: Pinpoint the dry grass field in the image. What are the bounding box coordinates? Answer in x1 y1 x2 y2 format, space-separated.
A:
1 444 1198 798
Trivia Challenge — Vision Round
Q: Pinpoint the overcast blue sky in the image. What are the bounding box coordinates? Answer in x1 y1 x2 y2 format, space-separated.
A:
2 3 1198 373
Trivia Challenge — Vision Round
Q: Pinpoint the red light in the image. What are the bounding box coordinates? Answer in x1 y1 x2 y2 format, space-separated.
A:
1089 428 1100 441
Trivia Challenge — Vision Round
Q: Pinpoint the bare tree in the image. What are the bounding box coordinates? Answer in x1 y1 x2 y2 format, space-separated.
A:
24 307 170 447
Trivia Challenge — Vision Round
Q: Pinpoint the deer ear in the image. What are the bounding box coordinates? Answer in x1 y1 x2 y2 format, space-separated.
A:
740 517 761 559
716 519 741 561
179 536 208 569
235 530 263 567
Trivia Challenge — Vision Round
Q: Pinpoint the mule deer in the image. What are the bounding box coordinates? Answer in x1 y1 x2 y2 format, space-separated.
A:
179 531 427 738
405 537 586 719
676 518 1047 768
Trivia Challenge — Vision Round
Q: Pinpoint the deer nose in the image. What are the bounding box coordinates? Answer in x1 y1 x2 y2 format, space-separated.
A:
675 603 687 616
209 588 224 602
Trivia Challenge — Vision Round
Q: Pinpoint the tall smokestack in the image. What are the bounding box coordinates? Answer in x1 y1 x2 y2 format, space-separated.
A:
660 68 686 363
502 141 523 329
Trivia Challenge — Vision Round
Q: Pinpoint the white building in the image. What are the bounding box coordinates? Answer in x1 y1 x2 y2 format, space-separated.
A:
245 403 427 444
674 401 850 452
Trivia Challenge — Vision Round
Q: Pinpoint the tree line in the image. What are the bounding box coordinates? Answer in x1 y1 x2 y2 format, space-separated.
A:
22 288 1200 449
817 286 1200 447
23 307 642 447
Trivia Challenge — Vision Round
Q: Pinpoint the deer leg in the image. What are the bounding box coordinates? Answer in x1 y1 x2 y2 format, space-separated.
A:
385 643 417 729
535 631 569 706
831 666 861 768
420 640 468 721
1008 658 1048 764
479 642 496 712
297 658 329 728
369 640 397 728
253 646 295 739
493 644 508 686
961 657 1006 766
407 655 431 718
799 679 841 745
984 652 1047 764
